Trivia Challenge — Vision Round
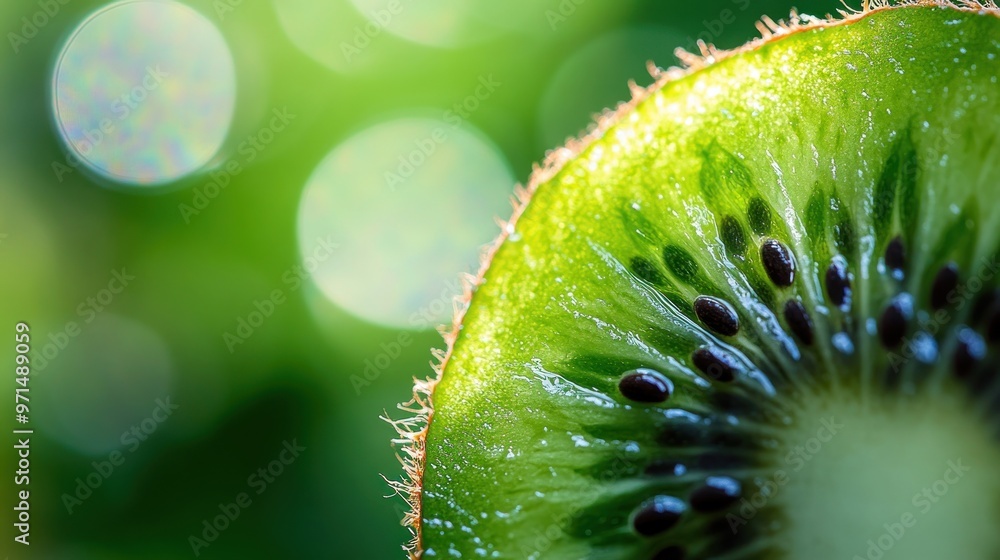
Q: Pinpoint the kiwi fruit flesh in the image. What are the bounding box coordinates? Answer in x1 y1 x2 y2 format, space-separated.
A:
389 2 1000 559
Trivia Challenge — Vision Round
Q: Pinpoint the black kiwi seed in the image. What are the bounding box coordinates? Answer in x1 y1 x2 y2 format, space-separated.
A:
663 245 699 283
954 328 986 377
930 262 959 310
689 476 742 512
632 496 686 537
693 296 740 336
885 235 906 276
783 300 815 345
720 216 747 257
619 369 673 403
652 545 686 560
879 293 913 348
692 348 737 382
825 259 851 308
761 239 795 287
747 197 772 235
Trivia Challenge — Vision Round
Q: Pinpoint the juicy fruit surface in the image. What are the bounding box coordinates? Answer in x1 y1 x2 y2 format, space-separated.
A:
414 5 1000 559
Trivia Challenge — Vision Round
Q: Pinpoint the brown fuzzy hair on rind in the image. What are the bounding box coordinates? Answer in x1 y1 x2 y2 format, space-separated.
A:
382 1 1000 558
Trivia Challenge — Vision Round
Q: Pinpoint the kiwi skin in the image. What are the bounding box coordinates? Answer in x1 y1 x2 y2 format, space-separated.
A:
387 1 1000 559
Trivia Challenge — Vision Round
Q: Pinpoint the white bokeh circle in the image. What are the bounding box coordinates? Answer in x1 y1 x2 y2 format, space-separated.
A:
296 117 515 329
51 0 236 186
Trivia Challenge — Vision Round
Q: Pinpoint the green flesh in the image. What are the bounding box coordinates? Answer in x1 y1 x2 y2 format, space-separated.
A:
413 5 1000 560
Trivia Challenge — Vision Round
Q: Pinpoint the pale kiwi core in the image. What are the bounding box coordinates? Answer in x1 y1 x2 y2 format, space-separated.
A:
774 386 1000 559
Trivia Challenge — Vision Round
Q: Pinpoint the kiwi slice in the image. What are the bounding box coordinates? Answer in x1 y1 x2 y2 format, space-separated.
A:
388 2 1000 559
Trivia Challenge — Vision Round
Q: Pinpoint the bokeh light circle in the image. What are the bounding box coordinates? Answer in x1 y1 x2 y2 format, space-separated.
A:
35 314 174 456
51 0 236 186
296 117 514 329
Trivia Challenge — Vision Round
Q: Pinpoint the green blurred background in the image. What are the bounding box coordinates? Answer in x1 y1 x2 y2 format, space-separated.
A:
0 0 845 558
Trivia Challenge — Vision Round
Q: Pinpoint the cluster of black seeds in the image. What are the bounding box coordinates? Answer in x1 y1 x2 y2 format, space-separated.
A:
599 139 1000 559
873 235 998 379
614 217 999 557
655 234 803 386
615 232 803 558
